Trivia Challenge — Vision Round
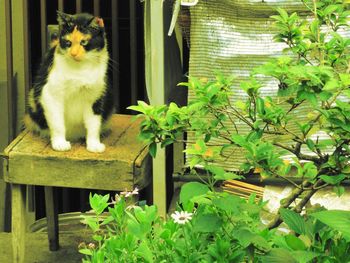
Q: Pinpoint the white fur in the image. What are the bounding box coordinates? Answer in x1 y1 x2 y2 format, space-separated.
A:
40 48 109 153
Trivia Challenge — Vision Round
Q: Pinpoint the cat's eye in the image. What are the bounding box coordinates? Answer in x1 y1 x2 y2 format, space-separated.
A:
80 40 89 46
63 39 71 47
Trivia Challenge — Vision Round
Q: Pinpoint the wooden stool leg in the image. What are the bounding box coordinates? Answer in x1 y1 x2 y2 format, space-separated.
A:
12 184 26 263
44 186 59 251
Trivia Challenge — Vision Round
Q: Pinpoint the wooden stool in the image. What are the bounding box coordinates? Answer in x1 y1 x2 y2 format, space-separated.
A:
2 114 151 263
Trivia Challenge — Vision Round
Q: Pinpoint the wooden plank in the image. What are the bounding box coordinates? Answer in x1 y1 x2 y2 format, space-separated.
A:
11 0 30 134
148 0 167 217
0 0 13 229
76 0 82 13
4 115 151 191
11 184 26 263
58 0 64 12
93 0 100 16
44 187 59 251
129 0 138 105
8 115 139 161
6 154 134 190
40 0 47 56
111 0 120 112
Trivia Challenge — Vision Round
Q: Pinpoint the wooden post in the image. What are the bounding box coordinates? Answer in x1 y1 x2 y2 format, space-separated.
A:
11 0 30 133
44 187 59 251
11 184 26 263
0 0 13 233
147 0 167 217
129 0 138 105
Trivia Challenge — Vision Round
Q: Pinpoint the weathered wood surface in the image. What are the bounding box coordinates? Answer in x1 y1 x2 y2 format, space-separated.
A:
44 186 59 251
11 184 26 263
3 114 150 191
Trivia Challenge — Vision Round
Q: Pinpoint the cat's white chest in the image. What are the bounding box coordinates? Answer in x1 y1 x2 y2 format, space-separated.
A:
41 55 107 139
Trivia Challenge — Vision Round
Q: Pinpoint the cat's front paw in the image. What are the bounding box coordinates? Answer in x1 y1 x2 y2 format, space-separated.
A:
87 141 105 153
51 138 71 151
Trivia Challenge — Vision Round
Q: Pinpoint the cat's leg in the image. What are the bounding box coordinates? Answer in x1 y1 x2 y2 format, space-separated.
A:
41 87 71 151
84 110 105 153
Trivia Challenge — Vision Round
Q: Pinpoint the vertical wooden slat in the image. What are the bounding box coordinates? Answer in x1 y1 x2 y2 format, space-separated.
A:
93 0 100 16
76 0 82 13
11 184 26 263
148 0 166 217
40 0 47 56
111 0 120 112
44 187 59 251
0 0 13 233
11 0 30 133
58 0 64 12
129 0 137 105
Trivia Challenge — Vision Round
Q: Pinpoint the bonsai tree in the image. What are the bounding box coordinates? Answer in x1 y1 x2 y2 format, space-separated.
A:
129 0 350 229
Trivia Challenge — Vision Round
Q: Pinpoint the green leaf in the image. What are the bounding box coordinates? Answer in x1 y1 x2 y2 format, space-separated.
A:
320 174 346 185
323 79 339 91
311 210 350 240
212 195 243 213
333 185 345 197
179 182 210 204
149 142 157 158
319 91 332 101
135 241 154 263
193 212 222 233
339 73 350 86
284 234 306 251
89 193 109 215
305 139 315 151
233 229 271 251
280 208 306 235
276 8 289 21
323 5 340 16
231 134 247 147
261 248 298 263
303 162 318 179
79 249 93 256
291 251 320 263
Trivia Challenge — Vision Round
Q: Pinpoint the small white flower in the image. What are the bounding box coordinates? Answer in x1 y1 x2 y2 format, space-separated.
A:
171 211 193 225
110 194 121 204
121 187 139 198
131 187 139 195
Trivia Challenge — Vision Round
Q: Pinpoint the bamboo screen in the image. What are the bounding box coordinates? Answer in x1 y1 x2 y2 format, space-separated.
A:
186 0 349 171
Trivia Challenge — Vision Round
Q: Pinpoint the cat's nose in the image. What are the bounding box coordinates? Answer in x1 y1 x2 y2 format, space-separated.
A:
70 50 78 57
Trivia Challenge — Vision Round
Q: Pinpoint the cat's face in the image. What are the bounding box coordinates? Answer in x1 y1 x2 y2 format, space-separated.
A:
57 11 106 62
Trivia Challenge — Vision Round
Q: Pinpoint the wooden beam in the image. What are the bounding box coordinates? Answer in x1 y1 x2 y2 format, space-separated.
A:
129 0 137 105
147 0 167 217
40 0 47 56
76 0 82 13
11 184 26 263
11 0 30 133
111 0 120 112
93 0 100 16
0 0 13 232
58 0 64 12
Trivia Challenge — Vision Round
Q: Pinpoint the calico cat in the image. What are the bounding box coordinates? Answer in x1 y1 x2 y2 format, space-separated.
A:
25 11 114 153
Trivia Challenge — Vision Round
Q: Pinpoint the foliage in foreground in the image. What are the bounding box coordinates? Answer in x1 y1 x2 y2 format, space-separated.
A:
80 186 350 263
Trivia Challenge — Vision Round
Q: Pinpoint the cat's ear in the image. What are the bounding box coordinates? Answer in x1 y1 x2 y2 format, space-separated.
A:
57 11 72 26
95 17 104 28
89 17 104 28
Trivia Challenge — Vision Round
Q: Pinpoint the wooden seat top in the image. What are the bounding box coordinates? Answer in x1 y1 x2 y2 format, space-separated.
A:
2 114 151 191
